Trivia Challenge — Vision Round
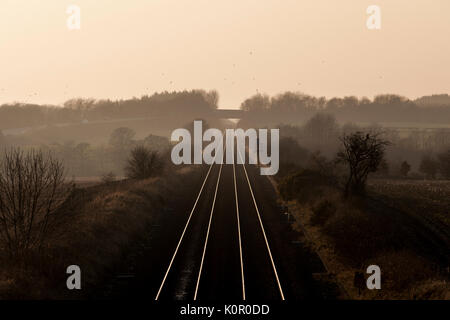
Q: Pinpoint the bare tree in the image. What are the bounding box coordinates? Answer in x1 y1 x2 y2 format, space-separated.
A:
337 132 390 197
125 146 163 179
0 148 72 259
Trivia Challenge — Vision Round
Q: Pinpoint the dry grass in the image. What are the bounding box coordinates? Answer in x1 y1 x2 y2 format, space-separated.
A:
283 185 449 300
0 167 197 299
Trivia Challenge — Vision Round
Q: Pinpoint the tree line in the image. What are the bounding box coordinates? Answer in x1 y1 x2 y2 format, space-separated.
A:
240 92 450 126
275 113 450 180
2 91 450 132
0 90 218 130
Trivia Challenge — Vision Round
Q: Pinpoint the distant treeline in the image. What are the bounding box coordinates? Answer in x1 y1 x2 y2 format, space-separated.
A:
275 113 450 175
40 128 171 177
240 93 450 126
1 91 450 132
0 90 218 130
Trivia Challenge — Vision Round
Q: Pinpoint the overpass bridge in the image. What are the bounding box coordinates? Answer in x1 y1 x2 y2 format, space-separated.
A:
213 109 245 119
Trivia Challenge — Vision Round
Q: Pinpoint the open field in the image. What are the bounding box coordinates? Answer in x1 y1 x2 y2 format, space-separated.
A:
273 171 450 299
368 179 450 230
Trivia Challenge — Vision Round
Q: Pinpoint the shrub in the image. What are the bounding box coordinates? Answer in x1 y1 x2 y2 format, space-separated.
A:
366 250 436 295
323 202 404 266
101 171 116 183
125 146 163 179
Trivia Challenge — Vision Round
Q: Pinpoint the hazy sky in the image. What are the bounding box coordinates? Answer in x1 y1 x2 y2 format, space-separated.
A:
0 0 449 108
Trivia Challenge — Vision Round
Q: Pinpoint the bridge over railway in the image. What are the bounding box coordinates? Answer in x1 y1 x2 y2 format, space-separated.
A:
213 109 245 119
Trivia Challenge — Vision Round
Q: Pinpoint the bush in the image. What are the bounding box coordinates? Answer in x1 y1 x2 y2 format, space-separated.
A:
323 202 404 266
125 146 163 179
366 250 437 295
101 171 116 183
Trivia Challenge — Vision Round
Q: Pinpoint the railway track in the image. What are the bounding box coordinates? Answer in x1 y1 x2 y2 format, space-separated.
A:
154 148 286 300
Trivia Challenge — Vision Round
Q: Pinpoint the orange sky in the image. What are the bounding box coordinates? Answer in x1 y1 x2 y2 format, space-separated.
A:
0 0 449 108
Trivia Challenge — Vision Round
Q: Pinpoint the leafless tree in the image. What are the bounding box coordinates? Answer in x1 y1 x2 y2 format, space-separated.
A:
125 146 163 179
0 148 72 259
337 132 390 197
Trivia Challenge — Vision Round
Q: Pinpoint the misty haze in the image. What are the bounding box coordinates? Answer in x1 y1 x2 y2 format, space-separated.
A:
0 0 448 308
